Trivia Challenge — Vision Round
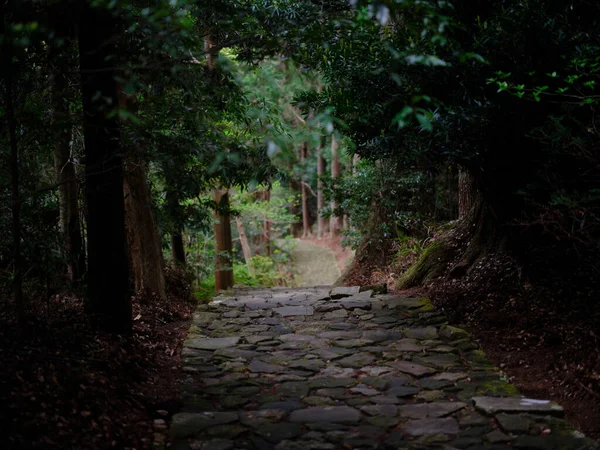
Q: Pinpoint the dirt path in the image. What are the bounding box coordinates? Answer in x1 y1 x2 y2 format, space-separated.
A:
171 287 598 449
289 239 341 287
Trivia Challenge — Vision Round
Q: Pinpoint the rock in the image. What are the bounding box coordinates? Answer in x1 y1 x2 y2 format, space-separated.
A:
246 335 274 345
214 347 256 360
289 359 325 372
335 339 374 348
308 378 357 389
385 386 420 397
260 401 304 413
400 418 460 436
289 406 361 423
405 326 439 340
496 413 531 433
341 300 372 310
276 381 310 397
274 306 315 317
360 404 398 416
239 409 286 427
399 401 467 419
171 412 239 438
255 423 303 443
473 397 564 416
486 429 513 443
439 325 471 341
350 386 380 396
382 296 431 310
389 360 437 377
185 336 240 350
249 360 285 374
323 309 348 319
359 366 394 377
337 352 375 368
431 372 469 382
330 286 361 299
418 377 454 390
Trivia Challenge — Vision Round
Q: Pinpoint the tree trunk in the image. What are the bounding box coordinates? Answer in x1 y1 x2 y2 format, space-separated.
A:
79 1 131 332
263 188 272 256
50 20 83 283
317 137 327 239
123 159 167 300
397 188 502 288
330 134 342 237
1 6 25 328
301 142 312 238
166 190 186 266
236 217 254 276
171 233 186 266
214 189 234 291
52 75 84 282
458 166 475 219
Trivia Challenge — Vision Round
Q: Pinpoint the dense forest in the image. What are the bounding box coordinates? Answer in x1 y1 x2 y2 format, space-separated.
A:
1 0 599 448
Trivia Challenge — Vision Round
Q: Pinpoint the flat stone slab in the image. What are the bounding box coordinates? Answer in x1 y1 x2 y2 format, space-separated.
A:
399 401 467 419
389 360 437 377
400 418 459 436
473 396 564 416
186 336 240 350
289 406 361 423
330 286 361 298
274 306 315 317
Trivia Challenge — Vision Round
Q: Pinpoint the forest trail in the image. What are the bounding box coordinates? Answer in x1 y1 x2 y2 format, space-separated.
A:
171 287 598 450
290 239 341 287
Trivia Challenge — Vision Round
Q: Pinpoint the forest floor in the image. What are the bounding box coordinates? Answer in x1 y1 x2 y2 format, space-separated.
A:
0 268 196 449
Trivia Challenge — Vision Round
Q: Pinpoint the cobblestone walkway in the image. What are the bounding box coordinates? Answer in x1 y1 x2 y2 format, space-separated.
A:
171 286 598 450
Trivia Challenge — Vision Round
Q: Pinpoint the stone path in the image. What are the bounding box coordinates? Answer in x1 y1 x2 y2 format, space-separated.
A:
170 286 598 450
289 240 341 287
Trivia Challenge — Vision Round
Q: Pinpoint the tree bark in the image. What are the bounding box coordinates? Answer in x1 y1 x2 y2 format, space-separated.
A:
330 134 342 237
52 70 84 282
301 142 312 238
49 16 84 283
236 217 254 276
458 166 475 219
171 232 186 266
317 137 327 239
79 1 131 332
214 189 234 291
263 188 272 256
166 189 186 266
123 159 167 299
1 5 25 328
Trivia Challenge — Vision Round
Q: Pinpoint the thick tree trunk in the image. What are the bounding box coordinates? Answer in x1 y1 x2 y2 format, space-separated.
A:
123 160 167 299
166 190 186 266
236 217 254 276
1 7 25 328
330 134 342 237
397 188 501 288
171 233 186 266
458 167 475 219
317 138 327 239
214 189 234 291
79 2 131 332
301 142 312 238
50 25 83 282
